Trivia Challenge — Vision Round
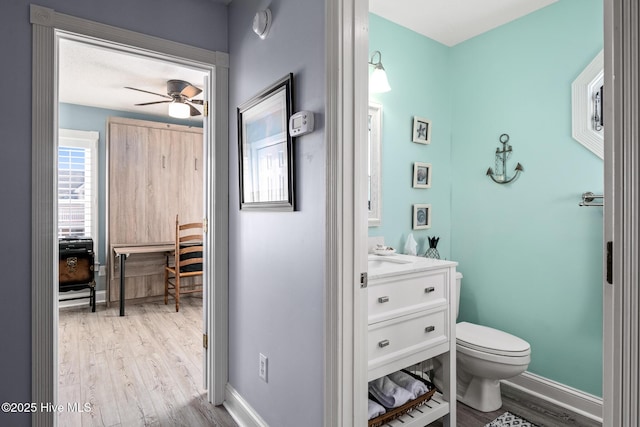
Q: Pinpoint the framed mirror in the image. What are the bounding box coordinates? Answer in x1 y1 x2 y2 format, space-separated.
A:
238 73 295 210
368 102 382 226
571 50 603 159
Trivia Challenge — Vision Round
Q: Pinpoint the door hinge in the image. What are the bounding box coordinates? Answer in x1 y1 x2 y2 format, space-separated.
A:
360 272 368 288
203 218 208 234
203 333 208 349
606 241 613 284
203 101 209 117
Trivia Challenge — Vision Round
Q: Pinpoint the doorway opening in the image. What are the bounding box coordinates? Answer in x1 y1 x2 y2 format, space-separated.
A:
31 6 229 425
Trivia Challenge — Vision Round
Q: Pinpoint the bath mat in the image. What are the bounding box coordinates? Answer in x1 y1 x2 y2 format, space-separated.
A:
485 411 538 427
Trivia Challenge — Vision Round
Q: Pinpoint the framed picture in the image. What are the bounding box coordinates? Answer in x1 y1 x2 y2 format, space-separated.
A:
413 204 431 230
238 74 294 210
412 116 432 144
413 162 432 188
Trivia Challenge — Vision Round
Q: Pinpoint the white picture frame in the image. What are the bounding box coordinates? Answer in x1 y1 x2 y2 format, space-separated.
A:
412 116 432 144
413 162 432 188
413 204 431 230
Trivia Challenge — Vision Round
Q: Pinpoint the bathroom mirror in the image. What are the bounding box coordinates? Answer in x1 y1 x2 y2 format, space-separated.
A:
571 50 603 159
368 102 382 226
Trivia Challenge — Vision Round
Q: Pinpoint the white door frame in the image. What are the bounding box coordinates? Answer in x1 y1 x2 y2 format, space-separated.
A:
603 0 640 425
30 5 229 426
324 0 369 425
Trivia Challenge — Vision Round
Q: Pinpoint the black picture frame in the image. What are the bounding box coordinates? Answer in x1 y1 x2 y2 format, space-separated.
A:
237 74 294 211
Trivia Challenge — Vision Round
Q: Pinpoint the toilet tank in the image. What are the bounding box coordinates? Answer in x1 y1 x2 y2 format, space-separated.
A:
455 271 463 319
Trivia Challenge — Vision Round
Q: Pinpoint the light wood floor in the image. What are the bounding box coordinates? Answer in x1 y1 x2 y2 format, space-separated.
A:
60 299 601 427
58 297 237 427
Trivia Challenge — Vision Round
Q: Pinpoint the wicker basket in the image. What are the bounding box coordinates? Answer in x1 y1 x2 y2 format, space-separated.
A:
368 371 437 427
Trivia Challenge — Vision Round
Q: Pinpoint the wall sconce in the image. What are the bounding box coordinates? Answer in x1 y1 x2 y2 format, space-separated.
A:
253 9 272 40
368 51 391 93
486 133 524 184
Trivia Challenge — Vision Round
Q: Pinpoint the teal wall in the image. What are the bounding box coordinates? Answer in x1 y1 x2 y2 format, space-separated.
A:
59 102 201 290
369 14 452 259
370 0 603 397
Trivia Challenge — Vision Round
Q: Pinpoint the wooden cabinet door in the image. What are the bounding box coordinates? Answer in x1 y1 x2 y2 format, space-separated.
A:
178 131 204 225
145 127 179 243
109 122 149 245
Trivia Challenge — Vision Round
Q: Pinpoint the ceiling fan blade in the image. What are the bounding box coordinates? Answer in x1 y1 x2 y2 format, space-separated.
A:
125 86 172 99
181 84 202 99
188 103 202 116
135 100 172 106
187 99 204 105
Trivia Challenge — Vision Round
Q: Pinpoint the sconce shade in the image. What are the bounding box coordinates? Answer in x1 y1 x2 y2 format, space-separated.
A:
370 65 391 93
168 101 190 119
369 50 391 93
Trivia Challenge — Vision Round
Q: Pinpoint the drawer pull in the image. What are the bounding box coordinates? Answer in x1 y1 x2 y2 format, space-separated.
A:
425 287 435 293
425 326 436 333
378 339 390 348
378 296 389 303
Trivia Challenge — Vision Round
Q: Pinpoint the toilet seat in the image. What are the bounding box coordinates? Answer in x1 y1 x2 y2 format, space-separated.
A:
456 321 530 357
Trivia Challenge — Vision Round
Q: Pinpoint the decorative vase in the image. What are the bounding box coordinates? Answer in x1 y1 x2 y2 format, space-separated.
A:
424 236 440 259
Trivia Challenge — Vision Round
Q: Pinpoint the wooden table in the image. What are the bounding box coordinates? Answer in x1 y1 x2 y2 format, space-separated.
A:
112 243 174 316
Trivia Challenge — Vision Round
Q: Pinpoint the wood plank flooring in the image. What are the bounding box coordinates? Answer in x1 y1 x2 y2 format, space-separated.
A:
58 297 237 427
61 299 601 427
428 385 602 427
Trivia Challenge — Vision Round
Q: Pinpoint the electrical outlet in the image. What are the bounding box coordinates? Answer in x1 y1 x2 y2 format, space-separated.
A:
259 353 268 382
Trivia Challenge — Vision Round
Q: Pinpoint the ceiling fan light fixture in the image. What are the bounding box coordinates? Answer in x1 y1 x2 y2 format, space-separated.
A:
168 101 190 119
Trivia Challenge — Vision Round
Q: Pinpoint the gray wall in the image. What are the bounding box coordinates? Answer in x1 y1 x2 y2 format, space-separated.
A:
0 2 227 425
228 0 326 426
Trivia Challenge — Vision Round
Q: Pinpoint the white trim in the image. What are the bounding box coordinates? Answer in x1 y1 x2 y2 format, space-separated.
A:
368 101 382 227
503 371 603 423
31 5 229 426
223 384 269 427
571 50 604 159
58 290 106 309
58 129 99 248
605 0 640 424
602 0 617 424
324 0 369 425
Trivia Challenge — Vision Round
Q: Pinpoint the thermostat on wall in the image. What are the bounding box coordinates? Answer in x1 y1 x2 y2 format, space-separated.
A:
289 111 314 137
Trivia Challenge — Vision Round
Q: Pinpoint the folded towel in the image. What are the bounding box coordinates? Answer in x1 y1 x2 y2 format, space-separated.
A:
368 376 413 408
368 398 386 420
388 370 430 399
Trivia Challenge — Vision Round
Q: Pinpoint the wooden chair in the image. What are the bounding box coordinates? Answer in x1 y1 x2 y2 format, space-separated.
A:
164 215 203 312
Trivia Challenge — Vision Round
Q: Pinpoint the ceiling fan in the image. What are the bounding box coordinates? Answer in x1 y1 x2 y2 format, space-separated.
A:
125 79 203 118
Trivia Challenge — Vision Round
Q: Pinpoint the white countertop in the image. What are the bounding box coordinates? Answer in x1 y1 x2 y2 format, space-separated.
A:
368 253 457 279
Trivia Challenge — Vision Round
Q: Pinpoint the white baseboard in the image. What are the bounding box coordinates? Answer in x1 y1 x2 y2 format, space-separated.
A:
58 290 106 309
223 384 269 427
502 371 603 423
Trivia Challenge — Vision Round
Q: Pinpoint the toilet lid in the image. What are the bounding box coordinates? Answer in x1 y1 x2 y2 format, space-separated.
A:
457 322 530 357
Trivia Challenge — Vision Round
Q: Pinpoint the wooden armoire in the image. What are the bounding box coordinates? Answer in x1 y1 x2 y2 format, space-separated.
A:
107 117 203 303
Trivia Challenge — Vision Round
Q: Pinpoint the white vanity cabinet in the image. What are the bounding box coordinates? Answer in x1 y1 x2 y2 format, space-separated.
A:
368 255 457 426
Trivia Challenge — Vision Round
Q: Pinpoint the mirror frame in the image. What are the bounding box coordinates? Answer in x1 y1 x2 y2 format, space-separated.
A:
571 50 604 159
368 102 382 226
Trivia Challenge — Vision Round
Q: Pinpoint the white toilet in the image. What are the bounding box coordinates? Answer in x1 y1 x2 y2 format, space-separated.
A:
435 272 531 412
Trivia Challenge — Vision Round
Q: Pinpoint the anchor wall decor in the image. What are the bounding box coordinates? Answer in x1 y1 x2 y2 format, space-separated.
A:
486 133 524 184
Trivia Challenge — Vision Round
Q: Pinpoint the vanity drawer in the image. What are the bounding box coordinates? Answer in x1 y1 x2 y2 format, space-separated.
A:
368 309 448 375
368 270 447 323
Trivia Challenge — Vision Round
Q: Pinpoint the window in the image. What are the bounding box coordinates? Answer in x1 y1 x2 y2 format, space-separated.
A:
58 129 99 243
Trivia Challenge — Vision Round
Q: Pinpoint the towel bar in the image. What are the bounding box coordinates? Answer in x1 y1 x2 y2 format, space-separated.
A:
580 192 603 207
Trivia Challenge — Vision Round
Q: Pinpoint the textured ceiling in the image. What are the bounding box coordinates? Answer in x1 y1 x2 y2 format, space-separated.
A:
369 0 558 46
58 38 207 121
